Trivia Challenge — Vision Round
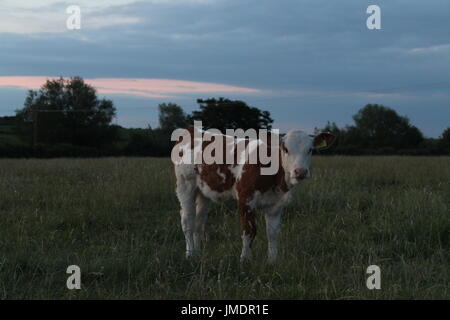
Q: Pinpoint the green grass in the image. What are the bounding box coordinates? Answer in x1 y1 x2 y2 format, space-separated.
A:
0 156 448 299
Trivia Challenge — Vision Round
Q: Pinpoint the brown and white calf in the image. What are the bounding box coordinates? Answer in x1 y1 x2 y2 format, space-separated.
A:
172 127 335 263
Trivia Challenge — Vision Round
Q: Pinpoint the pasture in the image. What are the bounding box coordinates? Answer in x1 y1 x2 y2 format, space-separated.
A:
0 156 448 299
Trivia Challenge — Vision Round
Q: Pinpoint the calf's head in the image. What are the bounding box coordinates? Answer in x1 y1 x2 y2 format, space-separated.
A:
280 130 336 185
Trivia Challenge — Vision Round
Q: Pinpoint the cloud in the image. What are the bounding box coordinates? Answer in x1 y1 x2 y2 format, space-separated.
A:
0 0 143 34
0 0 221 34
0 76 260 99
0 0 142 10
408 44 450 54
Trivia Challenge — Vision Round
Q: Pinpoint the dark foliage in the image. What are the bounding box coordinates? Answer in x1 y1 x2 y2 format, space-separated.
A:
188 98 273 132
1 96 449 157
15 77 118 148
158 103 188 134
318 104 444 155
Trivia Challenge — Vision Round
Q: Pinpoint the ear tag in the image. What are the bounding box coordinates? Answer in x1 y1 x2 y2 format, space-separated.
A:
316 140 327 149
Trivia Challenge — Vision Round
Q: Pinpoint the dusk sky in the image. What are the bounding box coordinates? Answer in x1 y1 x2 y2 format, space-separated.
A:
1 0 449 137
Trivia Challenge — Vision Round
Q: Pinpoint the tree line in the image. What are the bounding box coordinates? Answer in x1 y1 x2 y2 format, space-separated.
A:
319 104 450 155
0 77 449 157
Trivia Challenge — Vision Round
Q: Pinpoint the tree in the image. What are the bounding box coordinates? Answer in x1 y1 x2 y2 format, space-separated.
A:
158 103 188 133
349 104 423 149
439 127 450 150
16 77 117 147
188 98 273 132
321 121 341 136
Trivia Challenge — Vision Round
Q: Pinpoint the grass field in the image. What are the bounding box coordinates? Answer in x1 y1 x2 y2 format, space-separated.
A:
0 156 448 299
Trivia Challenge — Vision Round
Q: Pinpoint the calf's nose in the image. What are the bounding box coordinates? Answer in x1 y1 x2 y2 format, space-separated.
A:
294 168 308 180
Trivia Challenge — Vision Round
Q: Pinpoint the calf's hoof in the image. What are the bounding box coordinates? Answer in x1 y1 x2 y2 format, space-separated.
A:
240 253 253 263
185 249 202 260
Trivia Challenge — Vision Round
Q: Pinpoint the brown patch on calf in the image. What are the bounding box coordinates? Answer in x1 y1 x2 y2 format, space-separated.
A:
235 146 289 240
195 133 236 193
236 147 288 197
198 164 235 193
239 203 257 242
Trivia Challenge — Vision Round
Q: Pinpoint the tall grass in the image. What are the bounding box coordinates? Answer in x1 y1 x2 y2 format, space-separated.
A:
0 156 448 299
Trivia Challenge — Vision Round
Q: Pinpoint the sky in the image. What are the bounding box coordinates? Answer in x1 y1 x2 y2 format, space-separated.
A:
0 0 449 137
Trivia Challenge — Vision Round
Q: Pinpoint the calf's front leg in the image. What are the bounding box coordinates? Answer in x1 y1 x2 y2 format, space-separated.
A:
264 192 289 263
265 211 281 264
176 176 197 259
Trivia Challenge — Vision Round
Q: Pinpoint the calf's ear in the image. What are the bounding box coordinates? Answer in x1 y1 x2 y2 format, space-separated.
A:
313 132 336 150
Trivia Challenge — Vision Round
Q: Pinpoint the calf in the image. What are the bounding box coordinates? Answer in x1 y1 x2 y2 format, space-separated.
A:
172 127 335 263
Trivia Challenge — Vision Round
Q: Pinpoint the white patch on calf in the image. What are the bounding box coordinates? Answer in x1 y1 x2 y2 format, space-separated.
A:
281 131 314 187
216 167 227 184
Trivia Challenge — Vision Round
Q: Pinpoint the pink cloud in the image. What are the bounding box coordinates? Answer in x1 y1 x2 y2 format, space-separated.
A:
0 76 260 98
